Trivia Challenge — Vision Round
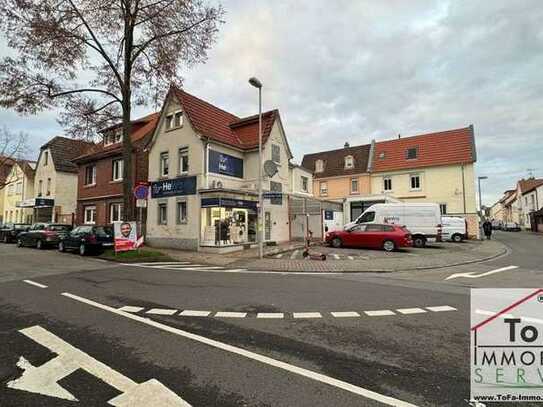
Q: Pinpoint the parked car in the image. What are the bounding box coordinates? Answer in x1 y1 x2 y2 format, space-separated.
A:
326 223 412 252
441 216 467 242
503 222 521 232
0 223 31 243
491 220 503 230
344 203 442 248
17 223 72 249
58 225 114 255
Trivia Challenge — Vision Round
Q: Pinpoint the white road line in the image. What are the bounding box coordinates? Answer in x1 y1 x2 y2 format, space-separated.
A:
146 308 178 315
331 311 360 318
257 313 284 319
152 264 206 268
214 312 247 318
445 265 518 280
275 254 283 259
23 280 47 289
179 310 211 317
364 310 395 317
118 306 144 313
396 308 427 315
347 256 354 260
62 292 418 407
219 269 249 273
426 306 457 312
333 254 340 260
290 250 299 259
134 262 192 265
293 312 322 319
162 266 226 271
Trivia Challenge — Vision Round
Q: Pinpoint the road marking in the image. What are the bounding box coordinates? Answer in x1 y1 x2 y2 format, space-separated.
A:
257 313 284 319
23 280 47 289
331 311 360 318
134 262 192 265
179 310 211 317
364 310 395 317
347 256 354 260
7 325 190 406
396 308 426 315
275 254 283 259
146 308 178 315
293 312 322 319
426 306 457 312
214 311 247 318
118 306 144 313
290 250 299 259
62 293 418 407
333 254 340 260
445 265 518 280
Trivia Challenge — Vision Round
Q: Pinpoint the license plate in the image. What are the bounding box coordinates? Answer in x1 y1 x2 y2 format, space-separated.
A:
102 243 113 247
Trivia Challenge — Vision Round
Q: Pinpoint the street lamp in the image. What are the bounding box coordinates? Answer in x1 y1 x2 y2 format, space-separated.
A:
249 77 263 259
478 176 488 217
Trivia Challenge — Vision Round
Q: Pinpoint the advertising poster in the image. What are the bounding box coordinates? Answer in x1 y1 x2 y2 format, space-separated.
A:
113 221 138 252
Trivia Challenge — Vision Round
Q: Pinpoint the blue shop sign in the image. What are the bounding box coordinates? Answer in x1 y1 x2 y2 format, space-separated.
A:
324 210 334 220
35 198 55 208
151 176 197 198
201 197 257 211
209 150 244 179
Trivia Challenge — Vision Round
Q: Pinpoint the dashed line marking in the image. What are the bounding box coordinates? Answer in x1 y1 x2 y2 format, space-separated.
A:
293 312 322 319
257 313 284 319
275 254 283 259
146 308 178 315
427 305 457 312
215 312 247 318
333 254 340 260
331 311 360 318
179 310 211 317
23 280 47 289
396 308 427 315
364 310 395 317
118 306 144 313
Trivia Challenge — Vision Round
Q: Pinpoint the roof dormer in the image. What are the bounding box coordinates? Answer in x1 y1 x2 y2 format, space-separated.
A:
315 159 325 173
344 155 354 169
104 129 122 146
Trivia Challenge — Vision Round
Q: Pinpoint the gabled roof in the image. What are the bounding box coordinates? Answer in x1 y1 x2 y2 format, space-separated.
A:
372 125 476 172
16 160 36 179
172 87 279 151
0 155 15 185
301 144 371 179
518 178 543 195
40 136 95 173
74 112 159 163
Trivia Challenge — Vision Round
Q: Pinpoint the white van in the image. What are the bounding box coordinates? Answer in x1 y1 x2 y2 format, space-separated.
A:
441 216 467 242
344 203 442 248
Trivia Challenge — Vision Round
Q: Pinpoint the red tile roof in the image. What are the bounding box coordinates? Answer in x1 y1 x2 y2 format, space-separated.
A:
173 87 278 150
372 126 476 172
519 178 543 194
301 144 371 179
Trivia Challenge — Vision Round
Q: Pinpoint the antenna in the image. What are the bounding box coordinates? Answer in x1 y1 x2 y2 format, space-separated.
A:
527 168 535 179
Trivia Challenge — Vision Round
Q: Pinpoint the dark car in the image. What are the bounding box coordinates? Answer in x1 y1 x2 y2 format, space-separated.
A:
17 223 72 249
325 223 413 252
0 223 31 243
58 225 114 256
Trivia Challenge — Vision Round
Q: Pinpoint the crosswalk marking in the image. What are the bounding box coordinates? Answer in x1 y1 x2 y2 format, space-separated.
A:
331 311 360 318
257 313 284 319
275 254 283 259
123 262 247 273
333 254 340 260
293 312 322 319
364 310 395 317
290 250 299 259
215 312 247 318
118 306 144 313
146 308 178 315
396 308 427 315
179 310 211 317
427 305 457 312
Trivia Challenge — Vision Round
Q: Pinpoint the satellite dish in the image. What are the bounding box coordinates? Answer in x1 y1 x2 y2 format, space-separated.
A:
264 160 278 178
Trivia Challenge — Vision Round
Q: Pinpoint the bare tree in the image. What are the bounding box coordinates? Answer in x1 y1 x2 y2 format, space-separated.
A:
0 0 224 220
0 127 28 191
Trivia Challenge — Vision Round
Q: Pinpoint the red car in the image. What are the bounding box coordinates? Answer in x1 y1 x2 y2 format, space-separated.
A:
325 224 412 252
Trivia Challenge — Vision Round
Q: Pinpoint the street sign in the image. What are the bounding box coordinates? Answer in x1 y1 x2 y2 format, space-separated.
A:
133 184 149 200
263 192 282 199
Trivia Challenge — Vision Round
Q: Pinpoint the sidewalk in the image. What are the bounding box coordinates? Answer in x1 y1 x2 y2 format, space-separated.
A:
155 239 508 273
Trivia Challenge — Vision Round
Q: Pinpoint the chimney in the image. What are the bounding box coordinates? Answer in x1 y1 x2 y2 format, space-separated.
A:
344 142 350 148
398 134 401 139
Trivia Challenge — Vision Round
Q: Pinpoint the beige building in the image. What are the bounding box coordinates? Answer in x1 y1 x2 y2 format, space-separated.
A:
3 160 36 224
0 156 15 224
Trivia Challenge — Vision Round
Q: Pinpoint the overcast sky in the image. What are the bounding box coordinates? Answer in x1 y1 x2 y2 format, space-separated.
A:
1 0 542 205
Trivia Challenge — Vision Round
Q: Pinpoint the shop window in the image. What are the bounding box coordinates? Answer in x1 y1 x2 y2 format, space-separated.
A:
200 205 256 247
410 174 421 190
160 152 169 177
178 147 189 174
158 202 168 225
351 177 358 193
112 159 123 181
110 203 123 222
84 206 96 224
176 201 187 224
85 165 96 185
383 177 392 191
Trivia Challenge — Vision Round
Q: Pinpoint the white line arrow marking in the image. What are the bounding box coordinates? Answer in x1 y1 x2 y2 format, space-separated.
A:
7 325 190 406
445 265 518 280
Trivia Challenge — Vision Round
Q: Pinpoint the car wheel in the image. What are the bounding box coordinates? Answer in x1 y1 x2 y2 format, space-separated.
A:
331 237 342 248
452 233 463 243
79 244 86 256
383 240 396 252
413 236 426 248
36 239 43 250
58 241 65 252
17 238 23 247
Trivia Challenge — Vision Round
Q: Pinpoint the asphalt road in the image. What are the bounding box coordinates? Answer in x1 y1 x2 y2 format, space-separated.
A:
0 231 541 406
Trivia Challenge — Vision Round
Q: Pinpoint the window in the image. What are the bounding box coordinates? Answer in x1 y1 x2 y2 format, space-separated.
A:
84 206 96 224
160 152 169 177
315 159 324 173
7 184 14 195
379 152 386 160
16 182 22 194
104 130 121 146
112 159 123 181
166 111 183 130
320 181 328 196
366 224 385 232
85 165 96 185
383 177 392 191
158 202 168 225
165 115 173 130
178 147 189 174
351 177 359 193
43 151 48 166
272 144 281 163
46 178 51 196
410 174 421 190
176 201 187 224
301 176 308 192
406 147 418 160
270 181 283 205
38 180 43 196
440 204 447 215
358 211 375 223
345 155 354 169
110 203 123 222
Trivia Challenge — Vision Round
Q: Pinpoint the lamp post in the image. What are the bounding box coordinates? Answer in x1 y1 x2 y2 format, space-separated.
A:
478 176 488 217
249 77 263 259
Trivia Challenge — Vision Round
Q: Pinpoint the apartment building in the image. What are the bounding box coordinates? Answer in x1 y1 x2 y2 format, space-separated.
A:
2 160 36 223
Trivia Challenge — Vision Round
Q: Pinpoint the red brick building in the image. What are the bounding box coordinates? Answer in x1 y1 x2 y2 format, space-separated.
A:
73 113 159 226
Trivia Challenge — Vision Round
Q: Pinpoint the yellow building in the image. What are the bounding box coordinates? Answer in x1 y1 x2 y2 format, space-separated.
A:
2 160 36 224
0 156 15 224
